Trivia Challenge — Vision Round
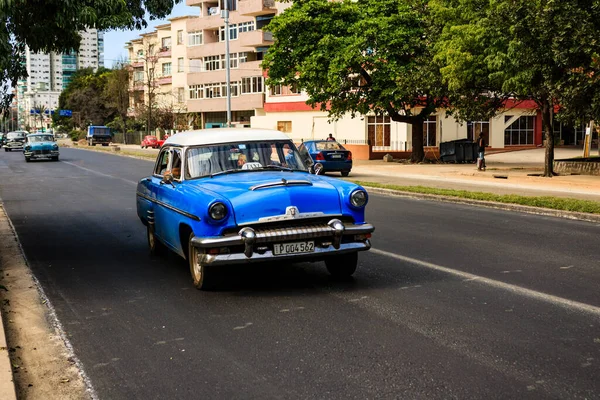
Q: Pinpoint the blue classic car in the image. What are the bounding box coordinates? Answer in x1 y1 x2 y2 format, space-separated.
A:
298 140 353 176
23 133 60 162
136 129 374 289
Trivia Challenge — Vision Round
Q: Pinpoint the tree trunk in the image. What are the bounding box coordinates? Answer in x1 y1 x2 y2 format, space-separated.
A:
411 119 425 163
541 98 554 177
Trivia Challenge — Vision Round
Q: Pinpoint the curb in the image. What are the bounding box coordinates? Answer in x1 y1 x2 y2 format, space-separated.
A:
365 187 600 224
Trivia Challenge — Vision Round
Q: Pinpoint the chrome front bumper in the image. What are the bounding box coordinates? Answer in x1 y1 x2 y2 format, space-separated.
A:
24 150 59 158
191 218 374 266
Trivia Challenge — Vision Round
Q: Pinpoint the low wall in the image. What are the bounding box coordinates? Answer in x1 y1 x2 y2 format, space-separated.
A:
370 148 440 161
554 158 600 176
344 144 370 160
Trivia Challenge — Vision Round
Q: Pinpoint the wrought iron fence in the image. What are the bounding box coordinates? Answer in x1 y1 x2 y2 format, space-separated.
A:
111 131 145 145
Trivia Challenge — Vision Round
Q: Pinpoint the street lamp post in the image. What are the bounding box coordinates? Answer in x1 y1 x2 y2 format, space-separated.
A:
222 0 232 128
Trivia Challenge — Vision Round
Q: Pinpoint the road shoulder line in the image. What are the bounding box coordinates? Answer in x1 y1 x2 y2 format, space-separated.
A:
371 248 600 318
366 187 600 223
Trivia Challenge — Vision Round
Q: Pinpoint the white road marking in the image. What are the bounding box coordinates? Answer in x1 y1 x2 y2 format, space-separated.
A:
62 161 138 186
233 322 253 330
371 248 600 318
560 265 575 270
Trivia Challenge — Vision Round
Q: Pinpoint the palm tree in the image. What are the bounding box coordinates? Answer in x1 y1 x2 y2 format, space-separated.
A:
33 104 47 129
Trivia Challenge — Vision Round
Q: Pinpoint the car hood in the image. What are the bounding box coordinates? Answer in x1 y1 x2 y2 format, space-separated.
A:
188 171 342 225
29 141 56 148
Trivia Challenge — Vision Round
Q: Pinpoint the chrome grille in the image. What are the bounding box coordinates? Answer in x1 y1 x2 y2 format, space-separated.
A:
253 223 334 243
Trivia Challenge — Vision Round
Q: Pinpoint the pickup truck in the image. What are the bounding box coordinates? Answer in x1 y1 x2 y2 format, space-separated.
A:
87 126 112 146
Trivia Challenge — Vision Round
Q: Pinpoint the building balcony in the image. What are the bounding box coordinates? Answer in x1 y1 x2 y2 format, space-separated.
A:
186 0 203 5
187 40 227 59
238 0 276 16
158 76 172 85
187 14 224 32
157 48 172 58
239 29 274 48
187 93 265 112
131 62 144 68
130 82 145 91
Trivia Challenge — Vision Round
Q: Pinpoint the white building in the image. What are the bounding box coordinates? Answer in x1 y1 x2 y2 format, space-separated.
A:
16 29 104 130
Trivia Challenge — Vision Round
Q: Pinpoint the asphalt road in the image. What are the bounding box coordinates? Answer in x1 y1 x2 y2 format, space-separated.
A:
0 148 599 400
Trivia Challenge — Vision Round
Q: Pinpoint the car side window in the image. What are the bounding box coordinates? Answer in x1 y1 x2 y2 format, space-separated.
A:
171 148 182 180
155 148 170 176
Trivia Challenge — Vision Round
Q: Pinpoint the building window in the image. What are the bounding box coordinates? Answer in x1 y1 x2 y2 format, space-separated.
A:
220 24 238 41
423 116 437 147
269 84 282 96
189 85 201 99
162 62 172 76
239 52 248 63
467 120 490 144
133 70 144 82
188 31 202 46
177 30 183 45
277 121 292 133
177 87 185 103
204 55 222 71
177 57 184 73
554 122 586 146
238 21 255 33
269 83 301 96
504 115 535 145
367 115 391 147
161 37 171 51
241 76 264 94
229 53 238 69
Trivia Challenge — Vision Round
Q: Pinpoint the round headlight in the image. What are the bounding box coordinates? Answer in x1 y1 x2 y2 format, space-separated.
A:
53 144 58 150
209 202 227 220
350 190 367 208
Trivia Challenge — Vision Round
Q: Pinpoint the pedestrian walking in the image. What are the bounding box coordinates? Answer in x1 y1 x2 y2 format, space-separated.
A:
477 132 486 171
327 133 336 141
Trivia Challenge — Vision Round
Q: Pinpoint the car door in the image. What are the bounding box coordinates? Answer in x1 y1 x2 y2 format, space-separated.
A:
152 147 185 250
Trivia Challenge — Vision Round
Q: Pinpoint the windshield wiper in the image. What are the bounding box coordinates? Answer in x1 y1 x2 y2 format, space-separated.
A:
209 169 245 178
257 165 294 172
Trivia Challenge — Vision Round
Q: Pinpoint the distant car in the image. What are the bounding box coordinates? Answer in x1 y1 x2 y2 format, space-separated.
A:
4 131 27 151
141 135 164 149
298 140 352 176
136 128 374 290
23 133 59 162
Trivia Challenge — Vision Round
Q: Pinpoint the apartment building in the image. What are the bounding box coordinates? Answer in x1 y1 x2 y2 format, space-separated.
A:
126 16 196 129
16 29 104 129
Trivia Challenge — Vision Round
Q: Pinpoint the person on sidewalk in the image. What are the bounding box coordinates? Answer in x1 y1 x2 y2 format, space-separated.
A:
327 133 336 141
477 132 486 171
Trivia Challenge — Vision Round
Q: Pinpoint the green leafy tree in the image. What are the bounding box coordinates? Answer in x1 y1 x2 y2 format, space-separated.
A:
432 0 600 176
104 59 131 135
0 0 180 111
262 0 448 162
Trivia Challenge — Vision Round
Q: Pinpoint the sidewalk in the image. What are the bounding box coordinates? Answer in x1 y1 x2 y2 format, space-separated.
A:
347 148 600 202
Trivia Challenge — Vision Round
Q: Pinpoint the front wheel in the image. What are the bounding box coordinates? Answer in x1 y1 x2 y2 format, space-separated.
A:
341 171 350 177
6 148 10 152
25 157 30 162
325 252 358 278
188 233 214 290
52 156 59 161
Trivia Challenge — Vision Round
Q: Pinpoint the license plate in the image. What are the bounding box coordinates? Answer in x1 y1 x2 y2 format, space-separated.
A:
273 241 315 255
331 154 343 159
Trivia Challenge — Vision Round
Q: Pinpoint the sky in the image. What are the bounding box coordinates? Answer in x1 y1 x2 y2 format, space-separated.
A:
102 3 197 68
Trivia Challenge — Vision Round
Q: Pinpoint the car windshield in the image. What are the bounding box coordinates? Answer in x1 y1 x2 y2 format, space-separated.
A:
315 141 344 150
28 135 54 142
185 140 309 179
7 132 26 139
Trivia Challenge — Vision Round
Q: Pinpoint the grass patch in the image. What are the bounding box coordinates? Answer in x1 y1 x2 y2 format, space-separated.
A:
69 144 157 160
352 180 600 215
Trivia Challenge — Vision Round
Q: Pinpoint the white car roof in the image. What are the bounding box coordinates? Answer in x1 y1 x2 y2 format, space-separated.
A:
163 128 291 147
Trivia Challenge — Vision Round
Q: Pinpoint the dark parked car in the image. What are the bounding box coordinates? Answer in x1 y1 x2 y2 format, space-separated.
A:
4 131 28 151
298 140 353 176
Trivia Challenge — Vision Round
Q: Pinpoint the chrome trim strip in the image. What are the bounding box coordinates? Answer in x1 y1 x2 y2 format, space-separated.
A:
136 191 200 221
198 241 371 266
250 179 313 191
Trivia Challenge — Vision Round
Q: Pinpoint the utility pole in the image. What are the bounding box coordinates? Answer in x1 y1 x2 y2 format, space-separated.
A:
222 0 232 128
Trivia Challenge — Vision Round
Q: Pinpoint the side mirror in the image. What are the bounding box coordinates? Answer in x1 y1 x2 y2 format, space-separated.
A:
161 172 175 186
311 163 324 175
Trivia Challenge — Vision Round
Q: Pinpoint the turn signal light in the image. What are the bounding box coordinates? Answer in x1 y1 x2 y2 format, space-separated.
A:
315 152 325 161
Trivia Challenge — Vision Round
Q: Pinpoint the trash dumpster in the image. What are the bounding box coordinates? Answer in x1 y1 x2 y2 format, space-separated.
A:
440 139 474 163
